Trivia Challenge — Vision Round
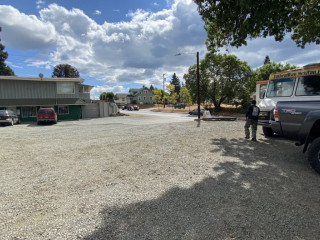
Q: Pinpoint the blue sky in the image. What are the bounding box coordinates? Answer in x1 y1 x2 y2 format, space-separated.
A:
0 0 319 99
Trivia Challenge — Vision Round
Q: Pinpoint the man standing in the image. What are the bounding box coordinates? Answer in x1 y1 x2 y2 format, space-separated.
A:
244 100 260 141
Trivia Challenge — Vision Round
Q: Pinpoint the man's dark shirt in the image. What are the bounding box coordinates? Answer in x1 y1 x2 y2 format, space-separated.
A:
246 105 260 120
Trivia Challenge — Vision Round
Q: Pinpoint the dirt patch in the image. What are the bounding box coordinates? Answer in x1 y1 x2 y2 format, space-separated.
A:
152 104 244 117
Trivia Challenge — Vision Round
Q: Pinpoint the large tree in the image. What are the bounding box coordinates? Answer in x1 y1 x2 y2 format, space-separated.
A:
153 89 163 106
52 64 80 78
166 84 179 105
179 87 192 108
194 0 320 50
184 64 211 104
170 73 181 95
264 56 271 65
185 52 253 111
100 92 115 102
0 43 14 76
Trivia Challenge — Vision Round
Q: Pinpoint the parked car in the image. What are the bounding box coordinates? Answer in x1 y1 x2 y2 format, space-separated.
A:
174 103 186 109
0 110 20 126
122 104 134 110
37 108 57 125
133 105 139 111
189 109 205 116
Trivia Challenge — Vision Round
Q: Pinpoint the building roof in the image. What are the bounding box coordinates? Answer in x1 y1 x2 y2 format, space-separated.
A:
0 76 85 83
0 98 88 106
115 93 128 97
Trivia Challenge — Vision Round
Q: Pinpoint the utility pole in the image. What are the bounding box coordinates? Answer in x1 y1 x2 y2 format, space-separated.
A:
175 51 201 120
196 51 200 120
163 73 166 108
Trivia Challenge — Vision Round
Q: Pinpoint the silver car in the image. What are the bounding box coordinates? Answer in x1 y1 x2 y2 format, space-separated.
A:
0 110 20 126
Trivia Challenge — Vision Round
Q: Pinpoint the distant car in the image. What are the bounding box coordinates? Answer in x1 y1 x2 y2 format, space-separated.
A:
122 104 135 110
122 105 129 110
174 103 186 109
0 110 20 126
133 105 139 111
127 105 134 111
37 108 57 125
189 109 205 116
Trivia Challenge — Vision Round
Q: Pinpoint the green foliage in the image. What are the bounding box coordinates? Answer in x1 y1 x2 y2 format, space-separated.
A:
52 64 80 78
0 43 14 76
184 65 198 103
264 56 271 65
184 52 253 111
170 73 181 95
254 62 297 81
166 84 178 105
194 0 320 50
100 92 115 101
153 89 163 104
179 87 192 106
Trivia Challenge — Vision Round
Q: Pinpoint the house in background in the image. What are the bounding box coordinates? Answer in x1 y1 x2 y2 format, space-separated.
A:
0 75 105 122
114 93 129 106
128 86 155 105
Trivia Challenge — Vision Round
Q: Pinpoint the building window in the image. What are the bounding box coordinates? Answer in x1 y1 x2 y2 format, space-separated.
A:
58 106 69 115
57 82 75 94
138 97 141 100
143 96 146 100
22 107 36 117
150 96 152 100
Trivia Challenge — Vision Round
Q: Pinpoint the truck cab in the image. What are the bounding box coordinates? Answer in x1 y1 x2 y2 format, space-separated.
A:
258 63 320 137
255 80 268 106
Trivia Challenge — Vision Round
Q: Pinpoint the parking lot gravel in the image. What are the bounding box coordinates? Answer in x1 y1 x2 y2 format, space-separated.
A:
1 111 320 239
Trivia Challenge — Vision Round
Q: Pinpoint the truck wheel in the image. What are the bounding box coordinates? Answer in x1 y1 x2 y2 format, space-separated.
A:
263 127 274 137
307 137 320 174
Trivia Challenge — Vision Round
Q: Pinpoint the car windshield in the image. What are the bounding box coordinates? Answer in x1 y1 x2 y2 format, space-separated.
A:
0 111 7 116
266 78 295 97
38 109 54 114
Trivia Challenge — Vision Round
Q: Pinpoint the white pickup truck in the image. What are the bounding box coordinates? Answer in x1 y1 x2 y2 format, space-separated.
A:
257 63 320 137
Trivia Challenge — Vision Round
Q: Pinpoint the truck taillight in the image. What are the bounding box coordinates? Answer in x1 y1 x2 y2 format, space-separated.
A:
274 107 280 121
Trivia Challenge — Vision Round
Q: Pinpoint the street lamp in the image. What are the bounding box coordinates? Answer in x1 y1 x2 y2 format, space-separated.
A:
175 52 201 120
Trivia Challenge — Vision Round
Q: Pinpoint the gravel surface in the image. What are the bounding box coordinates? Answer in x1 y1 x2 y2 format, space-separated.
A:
1 111 320 239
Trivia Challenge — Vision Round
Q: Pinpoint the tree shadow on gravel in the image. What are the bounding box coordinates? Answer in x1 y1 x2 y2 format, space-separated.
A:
84 137 320 240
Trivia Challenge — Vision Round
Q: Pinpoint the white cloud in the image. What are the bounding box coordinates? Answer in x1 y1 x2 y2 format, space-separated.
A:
94 10 101 15
0 5 56 50
36 0 45 9
227 35 320 69
91 85 126 96
1 1 205 90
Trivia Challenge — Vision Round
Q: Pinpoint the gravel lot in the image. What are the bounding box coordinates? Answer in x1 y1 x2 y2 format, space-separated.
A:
1 110 320 239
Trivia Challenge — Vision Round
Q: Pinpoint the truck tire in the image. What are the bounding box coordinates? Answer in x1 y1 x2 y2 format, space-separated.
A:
263 127 274 137
307 137 320 174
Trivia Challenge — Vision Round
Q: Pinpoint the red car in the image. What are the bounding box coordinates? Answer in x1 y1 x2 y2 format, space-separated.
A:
37 108 57 125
